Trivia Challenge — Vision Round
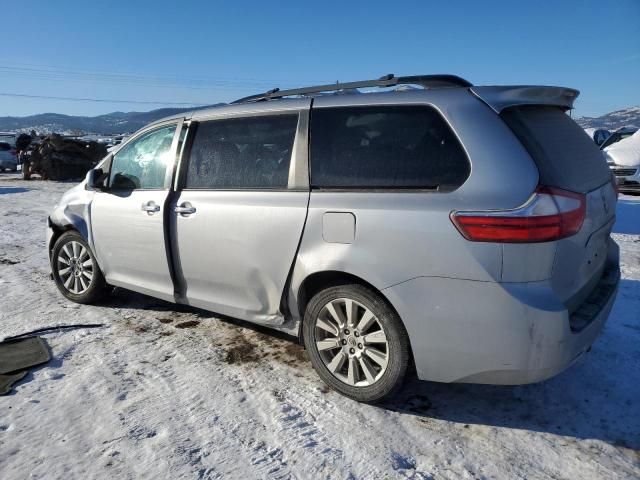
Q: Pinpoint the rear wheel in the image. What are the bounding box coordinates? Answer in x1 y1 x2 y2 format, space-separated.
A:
303 284 409 403
51 231 107 304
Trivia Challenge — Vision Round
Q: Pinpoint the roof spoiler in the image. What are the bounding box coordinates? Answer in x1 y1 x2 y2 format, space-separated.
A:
470 86 580 114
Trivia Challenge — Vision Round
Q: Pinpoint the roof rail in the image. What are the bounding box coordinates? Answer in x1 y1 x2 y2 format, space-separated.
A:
231 74 472 104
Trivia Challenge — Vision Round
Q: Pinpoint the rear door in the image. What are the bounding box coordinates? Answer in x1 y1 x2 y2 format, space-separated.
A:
171 102 310 323
500 105 616 307
91 120 183 302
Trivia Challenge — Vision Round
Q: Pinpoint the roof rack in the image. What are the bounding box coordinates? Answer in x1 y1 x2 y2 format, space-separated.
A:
231 74 472 104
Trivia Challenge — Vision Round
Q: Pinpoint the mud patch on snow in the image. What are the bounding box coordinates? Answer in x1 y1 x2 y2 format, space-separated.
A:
119 317 157 335
125 322 152 334
272 342 308 366
174 320 199 329
223 335 260 364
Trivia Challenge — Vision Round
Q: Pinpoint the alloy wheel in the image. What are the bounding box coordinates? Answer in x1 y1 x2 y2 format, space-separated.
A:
314 297 389 387
56 240 94 294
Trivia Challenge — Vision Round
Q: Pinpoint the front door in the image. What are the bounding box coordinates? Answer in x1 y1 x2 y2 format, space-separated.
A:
91 122 182 302
171 108 309 323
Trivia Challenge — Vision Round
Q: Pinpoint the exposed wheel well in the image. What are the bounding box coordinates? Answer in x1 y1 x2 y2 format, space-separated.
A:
296 271 382 319
48 222 75 255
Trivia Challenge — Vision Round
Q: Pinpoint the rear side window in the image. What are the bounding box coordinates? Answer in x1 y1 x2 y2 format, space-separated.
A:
501 106 611 193
186 114 298 189
310 106 470 191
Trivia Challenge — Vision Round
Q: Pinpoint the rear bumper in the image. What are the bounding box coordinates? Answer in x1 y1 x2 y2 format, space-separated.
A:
383 240 620 384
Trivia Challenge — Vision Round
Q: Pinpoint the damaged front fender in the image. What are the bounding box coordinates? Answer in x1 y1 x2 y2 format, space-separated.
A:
47 181 95 256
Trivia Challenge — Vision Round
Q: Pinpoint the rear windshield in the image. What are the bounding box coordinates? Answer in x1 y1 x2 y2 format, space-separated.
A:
501 106 611 193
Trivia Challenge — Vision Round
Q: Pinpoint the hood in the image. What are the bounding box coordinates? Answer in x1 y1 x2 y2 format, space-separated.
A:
604 130 640 167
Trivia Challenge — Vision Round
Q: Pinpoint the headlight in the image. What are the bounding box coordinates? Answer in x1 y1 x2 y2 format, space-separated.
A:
604 152 616 166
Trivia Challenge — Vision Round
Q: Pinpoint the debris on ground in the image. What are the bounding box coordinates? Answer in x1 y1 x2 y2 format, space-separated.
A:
0 337 51 395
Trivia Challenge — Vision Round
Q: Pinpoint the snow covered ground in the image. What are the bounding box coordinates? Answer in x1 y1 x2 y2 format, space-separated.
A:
0 175 638 479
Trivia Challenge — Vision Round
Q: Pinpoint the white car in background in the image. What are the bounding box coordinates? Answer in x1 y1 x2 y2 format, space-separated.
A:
605 129 640 194
0 132 17 172
600 127 637 150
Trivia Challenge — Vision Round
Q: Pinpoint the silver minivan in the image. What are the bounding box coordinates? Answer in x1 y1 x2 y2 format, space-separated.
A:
47 75 620 402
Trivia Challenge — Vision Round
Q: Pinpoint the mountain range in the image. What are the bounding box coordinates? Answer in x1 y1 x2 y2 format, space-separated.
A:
575 106 640 130
0 105 221 135
0 104 638 135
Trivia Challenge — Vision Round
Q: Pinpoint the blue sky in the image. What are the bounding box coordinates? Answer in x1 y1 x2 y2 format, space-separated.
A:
1 0 639 118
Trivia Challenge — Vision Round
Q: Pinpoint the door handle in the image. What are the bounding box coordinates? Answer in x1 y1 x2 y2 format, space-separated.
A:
141 201 160 214
174 202 196 216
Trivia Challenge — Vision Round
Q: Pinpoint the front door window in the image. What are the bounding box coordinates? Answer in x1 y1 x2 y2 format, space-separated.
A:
109 125 177 190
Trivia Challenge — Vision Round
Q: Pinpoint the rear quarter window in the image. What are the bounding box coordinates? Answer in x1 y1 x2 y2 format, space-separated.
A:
309 105 470 191
501 106 611 193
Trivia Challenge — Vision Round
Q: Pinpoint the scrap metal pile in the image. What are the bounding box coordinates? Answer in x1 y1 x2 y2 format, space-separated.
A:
22 134 107 180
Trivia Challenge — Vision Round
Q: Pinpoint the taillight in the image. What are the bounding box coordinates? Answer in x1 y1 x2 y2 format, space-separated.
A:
450 186 586 243
9 149 17 158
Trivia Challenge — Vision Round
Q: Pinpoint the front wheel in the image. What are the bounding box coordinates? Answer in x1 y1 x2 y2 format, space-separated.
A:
303 284 410 403
51 231 107 304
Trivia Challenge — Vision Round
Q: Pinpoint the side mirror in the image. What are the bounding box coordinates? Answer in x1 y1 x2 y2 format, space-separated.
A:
86 153 112 190
87 168 108 191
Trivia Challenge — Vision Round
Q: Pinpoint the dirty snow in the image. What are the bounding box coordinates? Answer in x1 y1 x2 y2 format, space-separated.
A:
0 175 639 479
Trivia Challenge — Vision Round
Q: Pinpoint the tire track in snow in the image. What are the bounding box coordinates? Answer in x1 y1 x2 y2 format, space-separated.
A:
103 317 305 479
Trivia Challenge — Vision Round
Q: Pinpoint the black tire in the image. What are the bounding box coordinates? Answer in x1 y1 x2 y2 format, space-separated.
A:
303 284 409 403
51 231 107 304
